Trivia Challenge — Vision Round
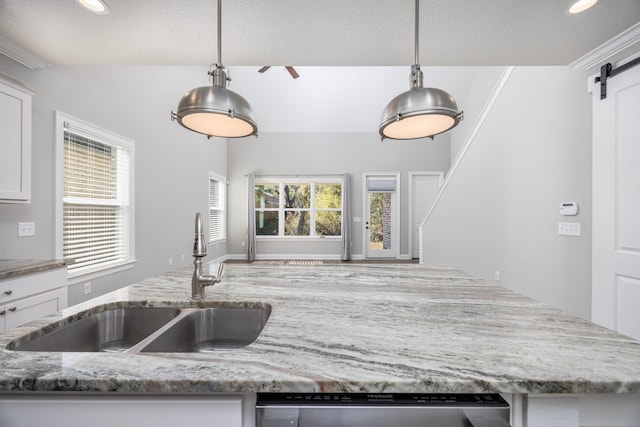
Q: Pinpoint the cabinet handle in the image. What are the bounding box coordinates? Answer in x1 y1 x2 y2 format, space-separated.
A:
3 290 12 295
0 311 5 316
8 307 17 312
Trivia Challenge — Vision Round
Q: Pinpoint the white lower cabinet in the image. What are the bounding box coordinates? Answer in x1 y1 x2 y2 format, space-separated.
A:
0 394 245 427
523 393 640 427
0 268 67 332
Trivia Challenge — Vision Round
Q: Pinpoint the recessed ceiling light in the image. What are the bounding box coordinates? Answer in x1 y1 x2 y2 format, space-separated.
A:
568 0 598 14
75 0 110 15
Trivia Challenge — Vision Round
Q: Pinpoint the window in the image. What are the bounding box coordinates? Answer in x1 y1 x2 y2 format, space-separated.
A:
55 112 134 278
255 178 342 237
209 172 226 242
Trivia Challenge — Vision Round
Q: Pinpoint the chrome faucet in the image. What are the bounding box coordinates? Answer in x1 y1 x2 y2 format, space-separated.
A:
191 212 223 298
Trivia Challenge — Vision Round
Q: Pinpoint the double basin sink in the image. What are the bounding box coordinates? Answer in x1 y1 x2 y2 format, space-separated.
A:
8 305 271 353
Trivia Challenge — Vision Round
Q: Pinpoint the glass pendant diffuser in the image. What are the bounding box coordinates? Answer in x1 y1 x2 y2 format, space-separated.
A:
172 0 257 138
379 0 462 140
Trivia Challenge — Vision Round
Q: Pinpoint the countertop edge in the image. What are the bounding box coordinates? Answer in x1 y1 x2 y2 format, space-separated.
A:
0 259 73 280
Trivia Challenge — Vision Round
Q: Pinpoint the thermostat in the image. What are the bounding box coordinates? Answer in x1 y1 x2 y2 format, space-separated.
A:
559 201 579 216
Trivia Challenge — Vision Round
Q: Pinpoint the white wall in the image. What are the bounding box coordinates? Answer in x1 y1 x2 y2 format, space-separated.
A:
226 132 451 259
449 67 506 163
422 66 592 319
0 57 228 304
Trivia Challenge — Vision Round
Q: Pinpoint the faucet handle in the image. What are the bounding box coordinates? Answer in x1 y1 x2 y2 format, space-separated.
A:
216 262 224 278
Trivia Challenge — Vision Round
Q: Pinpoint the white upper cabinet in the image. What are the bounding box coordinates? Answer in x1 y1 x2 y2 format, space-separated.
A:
0 80 31 203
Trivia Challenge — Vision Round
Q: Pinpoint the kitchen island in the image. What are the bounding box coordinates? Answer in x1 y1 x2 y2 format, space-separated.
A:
0 263 639 426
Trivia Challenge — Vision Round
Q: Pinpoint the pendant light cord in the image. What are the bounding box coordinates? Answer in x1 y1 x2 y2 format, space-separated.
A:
217 0 222 66
414 0 419 65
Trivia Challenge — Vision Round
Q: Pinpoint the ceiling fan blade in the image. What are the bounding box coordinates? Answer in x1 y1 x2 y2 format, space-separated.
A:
258 66 271 73
285 66 299 79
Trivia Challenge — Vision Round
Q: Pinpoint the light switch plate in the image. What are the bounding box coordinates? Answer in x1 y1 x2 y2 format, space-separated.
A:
558 222 581 236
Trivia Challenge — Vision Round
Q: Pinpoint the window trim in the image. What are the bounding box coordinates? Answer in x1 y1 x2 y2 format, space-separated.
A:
254 176 343 239
208 171 227 244
54 111 136 280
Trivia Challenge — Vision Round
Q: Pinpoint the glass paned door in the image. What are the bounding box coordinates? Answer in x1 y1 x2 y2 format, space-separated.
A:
365 176 397 258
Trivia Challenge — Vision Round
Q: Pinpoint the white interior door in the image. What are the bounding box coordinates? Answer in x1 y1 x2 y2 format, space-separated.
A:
364 175 398 259
592 61 640 340
410 173 443 259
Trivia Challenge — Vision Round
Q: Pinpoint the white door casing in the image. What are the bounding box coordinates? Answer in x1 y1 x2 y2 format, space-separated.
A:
591 59 640 340
363 174 400 259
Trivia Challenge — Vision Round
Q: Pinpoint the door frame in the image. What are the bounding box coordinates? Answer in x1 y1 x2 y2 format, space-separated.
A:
362 173 400 259
408 171 444 260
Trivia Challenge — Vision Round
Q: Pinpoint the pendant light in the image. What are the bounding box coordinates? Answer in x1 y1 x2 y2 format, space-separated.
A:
379 0 463 140
171 0 257 138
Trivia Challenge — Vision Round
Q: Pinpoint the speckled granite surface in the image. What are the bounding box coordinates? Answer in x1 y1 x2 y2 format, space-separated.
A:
1 263 639 395
0 259 71 280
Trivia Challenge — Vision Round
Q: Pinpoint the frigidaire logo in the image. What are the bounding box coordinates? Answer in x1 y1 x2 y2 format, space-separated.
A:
367 394 394 400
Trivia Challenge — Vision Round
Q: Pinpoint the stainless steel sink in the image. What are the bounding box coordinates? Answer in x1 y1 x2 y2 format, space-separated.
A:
13 307 181 352
138 307 271 352
10 305 271 353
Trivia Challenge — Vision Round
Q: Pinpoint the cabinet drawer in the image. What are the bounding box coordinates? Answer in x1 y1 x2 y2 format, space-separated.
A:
0 268 67 303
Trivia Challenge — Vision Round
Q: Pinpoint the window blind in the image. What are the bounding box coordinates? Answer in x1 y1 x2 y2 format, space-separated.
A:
367 178 396 192
209 173 225 241
63 128 130 274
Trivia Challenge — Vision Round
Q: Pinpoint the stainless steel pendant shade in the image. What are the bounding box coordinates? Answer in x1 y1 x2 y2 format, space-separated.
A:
173 67 257 138
379 0 462 140
171 0 257 138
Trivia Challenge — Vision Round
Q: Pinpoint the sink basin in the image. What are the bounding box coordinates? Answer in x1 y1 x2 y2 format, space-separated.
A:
139 307 271 352
13 307 181 352
9 305 270 353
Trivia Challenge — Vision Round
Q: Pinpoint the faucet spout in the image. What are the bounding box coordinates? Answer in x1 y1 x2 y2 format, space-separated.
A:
191 212 223 298
193 212 207 257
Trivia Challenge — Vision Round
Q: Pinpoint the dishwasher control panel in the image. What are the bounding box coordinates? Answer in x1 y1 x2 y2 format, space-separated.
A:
256 393 511 427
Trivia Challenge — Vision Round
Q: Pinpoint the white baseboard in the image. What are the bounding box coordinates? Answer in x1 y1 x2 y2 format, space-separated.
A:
224 253 410 261
225 253 343 261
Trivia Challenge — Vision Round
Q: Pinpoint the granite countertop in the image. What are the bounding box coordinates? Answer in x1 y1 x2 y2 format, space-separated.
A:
0 259 72 280
1 263 639 395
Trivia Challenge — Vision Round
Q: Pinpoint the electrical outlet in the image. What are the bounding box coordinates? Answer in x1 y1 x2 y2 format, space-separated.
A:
494 270 501 282
181 254 185 261
18 222 35 237
168 257 173 266
558 222 581 237
84 282 92 295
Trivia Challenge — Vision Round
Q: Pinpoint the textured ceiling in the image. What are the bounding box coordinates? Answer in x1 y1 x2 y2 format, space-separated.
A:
0 0 639 68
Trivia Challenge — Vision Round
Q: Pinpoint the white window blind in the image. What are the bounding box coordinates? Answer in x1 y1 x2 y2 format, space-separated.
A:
209 172 226 242
61 118 133 276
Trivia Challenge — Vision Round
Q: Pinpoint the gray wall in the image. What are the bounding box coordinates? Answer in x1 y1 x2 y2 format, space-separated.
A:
0 58 594 317
422 66 592 319
226 132 451 259
0 57 227 304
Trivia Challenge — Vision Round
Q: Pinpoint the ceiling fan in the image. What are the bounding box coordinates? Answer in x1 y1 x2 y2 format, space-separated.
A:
258 66 299 79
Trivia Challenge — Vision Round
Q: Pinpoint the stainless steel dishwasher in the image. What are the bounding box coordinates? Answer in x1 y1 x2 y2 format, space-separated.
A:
256 393 511 427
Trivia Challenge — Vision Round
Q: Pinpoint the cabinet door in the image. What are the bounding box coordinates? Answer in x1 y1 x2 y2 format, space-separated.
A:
0 81 31 202
0 395 244 427
5 288 66 330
